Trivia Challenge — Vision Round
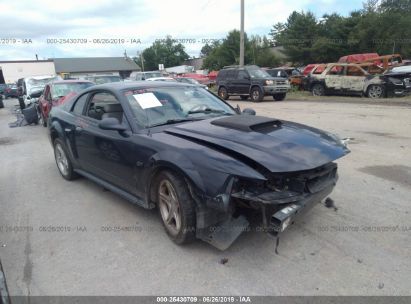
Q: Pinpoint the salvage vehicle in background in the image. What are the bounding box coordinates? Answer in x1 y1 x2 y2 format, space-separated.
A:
217 65 290 102
306 63 411 98
38 80 94 127
17 75 60 108
0 84 8 97
130 71 163 80
264 67 305 90
3 84 19 98
145 77 177 82
48 82 349 250
174 77 209 89
84 75 121 85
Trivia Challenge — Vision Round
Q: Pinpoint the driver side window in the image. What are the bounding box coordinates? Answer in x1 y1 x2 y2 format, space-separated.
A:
86 92 124 123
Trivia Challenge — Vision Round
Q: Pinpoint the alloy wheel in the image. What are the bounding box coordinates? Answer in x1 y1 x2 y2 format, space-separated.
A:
55 143 69 176
368 85 383 98
158 180 182 236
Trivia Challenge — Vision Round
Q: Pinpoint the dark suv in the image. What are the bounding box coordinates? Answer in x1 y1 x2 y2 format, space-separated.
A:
216 65 290 102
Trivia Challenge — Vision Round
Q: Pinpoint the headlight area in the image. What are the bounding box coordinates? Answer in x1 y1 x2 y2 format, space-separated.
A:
388 77 404 86
230 163 338 235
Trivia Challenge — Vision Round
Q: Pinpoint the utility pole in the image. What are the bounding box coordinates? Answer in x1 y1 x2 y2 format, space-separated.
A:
239 0 245 66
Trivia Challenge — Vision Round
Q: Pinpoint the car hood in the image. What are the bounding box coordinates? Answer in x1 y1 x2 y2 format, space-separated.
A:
164 115 349 173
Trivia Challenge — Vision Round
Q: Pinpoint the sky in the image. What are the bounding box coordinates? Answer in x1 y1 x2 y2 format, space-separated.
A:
0 0 363 60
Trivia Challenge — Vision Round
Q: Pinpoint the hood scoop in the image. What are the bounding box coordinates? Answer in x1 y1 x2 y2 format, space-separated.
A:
211 115 282 133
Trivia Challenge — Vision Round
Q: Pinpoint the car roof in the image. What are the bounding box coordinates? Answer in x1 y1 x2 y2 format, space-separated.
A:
51 80 94 84
81 81 197 92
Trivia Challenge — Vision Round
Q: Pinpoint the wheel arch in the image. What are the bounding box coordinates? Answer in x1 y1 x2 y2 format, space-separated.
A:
145 158 206 208
249 84 263 94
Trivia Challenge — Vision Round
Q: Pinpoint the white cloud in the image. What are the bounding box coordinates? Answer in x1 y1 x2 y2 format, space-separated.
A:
0 0 362 60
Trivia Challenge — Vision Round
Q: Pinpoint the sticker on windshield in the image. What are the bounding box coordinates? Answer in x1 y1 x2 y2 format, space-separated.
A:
133 92 162 109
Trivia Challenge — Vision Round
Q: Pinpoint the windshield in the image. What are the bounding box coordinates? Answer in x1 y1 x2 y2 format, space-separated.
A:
51 82 94 99
124 86 236 128
247 68 271 78
93 76 121 84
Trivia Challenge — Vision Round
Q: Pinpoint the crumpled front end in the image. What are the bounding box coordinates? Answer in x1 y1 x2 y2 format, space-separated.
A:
196 162 338 250
232 162 337 233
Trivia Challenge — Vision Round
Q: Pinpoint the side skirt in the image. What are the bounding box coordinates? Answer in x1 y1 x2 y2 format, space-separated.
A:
75 169 149 209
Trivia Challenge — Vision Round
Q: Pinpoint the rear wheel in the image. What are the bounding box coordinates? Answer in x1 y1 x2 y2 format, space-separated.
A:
53 139 78 180
367 84 385 98
312 84 325 96
273 93 286 101
218 87 229 100
156 171 196 245
250 86 263 102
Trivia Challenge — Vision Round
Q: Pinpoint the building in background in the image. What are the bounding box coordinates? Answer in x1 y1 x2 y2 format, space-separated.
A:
0 57 141 83
53 57 140 79
0 60 55 83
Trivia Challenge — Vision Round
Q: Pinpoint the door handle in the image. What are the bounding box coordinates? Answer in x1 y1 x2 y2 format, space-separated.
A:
75 126 83 134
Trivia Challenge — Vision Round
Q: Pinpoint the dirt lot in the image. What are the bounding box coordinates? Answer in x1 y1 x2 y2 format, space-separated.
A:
0 96 410 296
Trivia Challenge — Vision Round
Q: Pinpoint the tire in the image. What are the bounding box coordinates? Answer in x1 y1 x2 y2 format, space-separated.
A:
18 97 25 110
0 99 4 109
240 95 248 100
367 84 385 99
155 171 196 245
53 138 78 181
273 93 286 101
312 83 325 96
250 86 263 102
218 87 229 100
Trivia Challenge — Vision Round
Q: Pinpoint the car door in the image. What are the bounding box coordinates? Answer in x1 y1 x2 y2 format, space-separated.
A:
324 65 344 92
73 91 138 195
342 66 367 93
225 70 237 94
231 70 251 94
40 85 52 118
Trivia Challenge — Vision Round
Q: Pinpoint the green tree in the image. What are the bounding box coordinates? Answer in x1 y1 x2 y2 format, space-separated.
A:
137 36 189 71
270 11 319 64
202 30 252 70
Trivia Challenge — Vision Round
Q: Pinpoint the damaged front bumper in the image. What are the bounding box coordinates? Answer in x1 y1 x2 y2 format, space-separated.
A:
197 163 338 250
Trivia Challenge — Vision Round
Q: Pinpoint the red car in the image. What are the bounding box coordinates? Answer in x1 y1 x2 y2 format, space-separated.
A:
38 80 94 126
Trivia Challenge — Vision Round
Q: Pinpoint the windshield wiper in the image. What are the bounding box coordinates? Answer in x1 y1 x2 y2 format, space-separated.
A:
149 118 200 128
187 108 229 115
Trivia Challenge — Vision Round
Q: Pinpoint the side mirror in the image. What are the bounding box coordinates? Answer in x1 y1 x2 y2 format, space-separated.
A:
242 108 256 115
98 117 127 132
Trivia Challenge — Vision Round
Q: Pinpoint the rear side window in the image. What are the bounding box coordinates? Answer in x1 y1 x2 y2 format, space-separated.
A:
72 94 88 115
226 70 236 79
217 70 227 79
237 70 249 79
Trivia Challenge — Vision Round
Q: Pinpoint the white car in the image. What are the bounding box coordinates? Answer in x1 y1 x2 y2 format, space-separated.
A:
145 77 177 82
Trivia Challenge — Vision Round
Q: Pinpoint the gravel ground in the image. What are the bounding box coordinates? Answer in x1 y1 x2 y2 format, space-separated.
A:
0 96 410 296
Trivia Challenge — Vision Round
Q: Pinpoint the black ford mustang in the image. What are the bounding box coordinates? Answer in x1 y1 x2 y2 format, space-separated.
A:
48 82 349 250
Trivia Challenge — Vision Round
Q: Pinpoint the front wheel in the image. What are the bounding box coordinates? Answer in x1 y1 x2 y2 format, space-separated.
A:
53 139 78 180
312 84 325 96
218 87 229 100
250 87 263 102
367 84 385 99
156 171 196 245
273 93 286 101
